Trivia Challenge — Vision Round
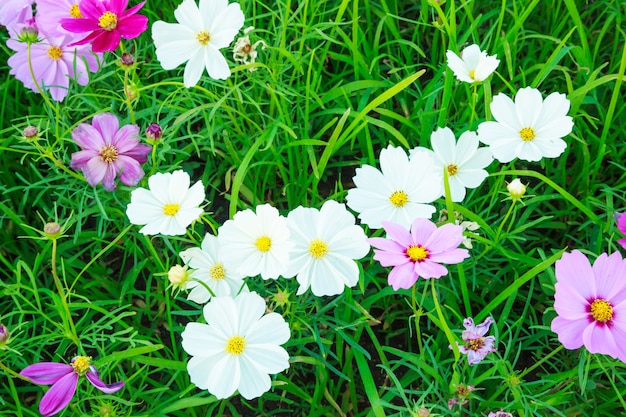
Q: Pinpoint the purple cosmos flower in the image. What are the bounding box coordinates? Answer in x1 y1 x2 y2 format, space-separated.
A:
551 250 626 363
6 30 101 102
488 411 513 417
615 212 626 250
367 218 470 290
70 113 152 191
455 317 497 364
60 0 148 52
20 356 124 417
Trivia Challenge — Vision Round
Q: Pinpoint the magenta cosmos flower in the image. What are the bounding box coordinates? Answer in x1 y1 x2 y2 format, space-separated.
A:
20 355 124 416
455 317 497 364
70 113 151 191
551 250 626 363
367 218 470 290
7 31 101 101
615 212 626 250
60 0 148 52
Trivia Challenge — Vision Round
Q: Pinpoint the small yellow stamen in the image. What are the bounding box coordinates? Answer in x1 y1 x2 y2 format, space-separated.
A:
71 356 92 374
210 263 225 280
519 127 536 142
308 238 329 259
225 335 245 355
197 31 211 45
389 190 409 207
590 299 613 322
447 163 459 176
468 338 485 351
163 203 180 216
69 4 83 18
469 69 476 80
98 11 118 31
99 145 118 163
255 236 272 252
47 46 63 61
406 245 429 262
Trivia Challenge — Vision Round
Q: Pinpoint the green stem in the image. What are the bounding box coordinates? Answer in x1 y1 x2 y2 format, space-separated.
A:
431 279 460 362
50 239 79 345
494 201 516 242
0 360 30 382
411 285 424 360
442 166 455 224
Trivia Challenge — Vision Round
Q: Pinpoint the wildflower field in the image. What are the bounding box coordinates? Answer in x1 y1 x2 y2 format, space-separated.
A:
1 0 626 415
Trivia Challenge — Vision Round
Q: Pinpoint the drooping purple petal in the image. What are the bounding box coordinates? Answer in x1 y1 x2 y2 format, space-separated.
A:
20 362 73 385
85 369 125 394
39 371 79 417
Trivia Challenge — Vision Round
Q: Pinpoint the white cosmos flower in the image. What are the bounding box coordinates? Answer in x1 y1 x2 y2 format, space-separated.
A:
126 170 205 236
446 44 499 84
477 87 574 163
409 127 493 202
179 233 247 304
284 200 369 297
181 291 290 400
345 145 441 229
218 204 292 279
152 0 245 87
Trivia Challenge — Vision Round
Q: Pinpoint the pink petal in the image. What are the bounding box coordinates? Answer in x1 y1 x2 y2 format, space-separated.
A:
409 218 437 245
70 150 99 169
582 322 620 359
39 371 79 416
92 113 120 144
555 251 596 299
117 14 148 38
425 223 464 253
618 213 626 235
85 370 125 394
111 124 140 152
84 157 108 186
72 123 105 150
60 17 100 33
20 363 73 385
115 155 145 187
413 259 448 279
79 0 107 20
381 221 413 247
110 0 130 15
388 263 418 290
101 162 120 191
551 316 586 350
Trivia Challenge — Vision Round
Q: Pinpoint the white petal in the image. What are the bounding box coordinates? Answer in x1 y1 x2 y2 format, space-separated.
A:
183 48 206 87
204 45 231 80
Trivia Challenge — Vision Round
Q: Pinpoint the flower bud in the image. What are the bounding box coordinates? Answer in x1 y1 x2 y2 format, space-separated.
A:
507 178 526 200
146 123 162 141
416 408 430 417
124 83 139 101
22 125 39 139
44 222 62 239
16 19 39 43
168 265 188 287
0 324 9 345
120 52 135 66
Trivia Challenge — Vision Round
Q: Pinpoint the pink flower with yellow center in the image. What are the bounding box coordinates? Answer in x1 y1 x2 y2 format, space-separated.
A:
367 218 470 290
551 250 626 363
60 0 148 52
70 112 151 191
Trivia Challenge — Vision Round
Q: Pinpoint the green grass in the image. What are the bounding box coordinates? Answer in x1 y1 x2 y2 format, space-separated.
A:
1 0 626 416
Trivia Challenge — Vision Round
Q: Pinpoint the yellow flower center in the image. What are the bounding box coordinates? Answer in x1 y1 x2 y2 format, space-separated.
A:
447 163 459 176
99 145 118 163
47 46 63 61
590 299 613 322
163 203 180 216
519 127 536 142
98 11 118 31
389 190 409 207
255 236 272 252
469 69 476 80
406 245 429 262
210 263 225 280
197 31 211 45
308 238 329 259
69 4 83 18
225 335 245 355
468 338 485 351
71 355 92 374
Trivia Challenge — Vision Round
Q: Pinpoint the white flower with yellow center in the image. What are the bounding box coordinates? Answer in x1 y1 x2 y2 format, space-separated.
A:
181 291 290 400
446 44 499 84
477 86 574 162
217 204 292 279
152 0 245 87
410 127 493 202
126 170 205 236
179 233 247 304
284 200 369 296
345 145 441 229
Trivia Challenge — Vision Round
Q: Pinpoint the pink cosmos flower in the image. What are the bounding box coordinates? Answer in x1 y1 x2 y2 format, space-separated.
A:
36 0 88 37
615 212 626 250
7 31 101 102
488 411 513 417
70 113 152 191
551 250 626 363
367 218 470 290
0 0 33 32
60 0 148 52
455 317 497 364
20 356 124 416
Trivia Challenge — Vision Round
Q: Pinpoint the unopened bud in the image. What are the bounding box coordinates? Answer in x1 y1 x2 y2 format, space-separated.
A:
124 83 139 101
507 178 526 200
168 265 188 287
120 52 135 66
416 408 430 417
146 123 162 141
23 125 38 139
0 324 9 344
43 222 62 239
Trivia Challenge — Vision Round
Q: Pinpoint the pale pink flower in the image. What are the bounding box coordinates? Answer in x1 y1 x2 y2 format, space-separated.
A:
35 0 88 37
367 218 469 290
0 0 33 33
70 113 151 191
456 317 497 364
